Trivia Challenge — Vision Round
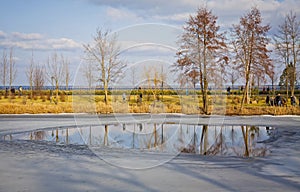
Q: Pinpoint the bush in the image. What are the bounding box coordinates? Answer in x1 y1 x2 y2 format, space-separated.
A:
60 92 66 102
40 93 46 102
22 97 27 105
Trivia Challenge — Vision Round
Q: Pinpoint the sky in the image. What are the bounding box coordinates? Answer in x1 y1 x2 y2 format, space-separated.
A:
0 0 300 87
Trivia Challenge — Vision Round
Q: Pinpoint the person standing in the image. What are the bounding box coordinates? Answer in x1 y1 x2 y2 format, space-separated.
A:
275 94 282 106
290 96 295 106
18 86 23 96
266 95 270 106
122 92 126 102
227 86 231 95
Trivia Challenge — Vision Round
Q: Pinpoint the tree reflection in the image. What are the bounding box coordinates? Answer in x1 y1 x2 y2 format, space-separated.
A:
33 131 46 141
2 123 270 157
56 128 59 142
200 125 208 155
104 125 108 146
241 126 249 156
66 128 69 144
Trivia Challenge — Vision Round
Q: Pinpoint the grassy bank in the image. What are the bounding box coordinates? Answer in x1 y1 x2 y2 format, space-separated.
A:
0 92 299 115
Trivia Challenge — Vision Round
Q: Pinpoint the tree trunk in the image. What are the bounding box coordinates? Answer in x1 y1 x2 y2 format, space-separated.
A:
291 63 296 97
241 126 249 157
104 125 108 146
104 80 108 105
286 73 289 101
202 36 209 114
56 80 59 104
153 124 157 147
241 74 250 109
203 79 208 114
200 125 208 155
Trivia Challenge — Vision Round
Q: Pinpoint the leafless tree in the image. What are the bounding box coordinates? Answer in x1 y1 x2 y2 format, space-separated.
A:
33 64 45 92
265 61 277 95
130 67 137 88
46 52 64 104
62 55 71 91
228 70 239 90
8 48 17 91
143 66 152 89
83 29 126 104
231 7 271 109
83 61 96 91
159 65 167 89
27 52 45 97
1 49 8 89
274 11 300 97
159 65 167 100
26 51 35 98
173 7 228 114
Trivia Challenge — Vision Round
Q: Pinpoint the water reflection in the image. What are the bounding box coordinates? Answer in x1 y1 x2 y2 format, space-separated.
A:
1 124 274 157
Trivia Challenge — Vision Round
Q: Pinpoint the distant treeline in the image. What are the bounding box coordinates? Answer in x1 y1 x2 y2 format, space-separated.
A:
1 85 298 91
1 86 300 96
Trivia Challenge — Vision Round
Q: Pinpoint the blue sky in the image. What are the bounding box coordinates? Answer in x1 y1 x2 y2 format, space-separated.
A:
0 0 299 86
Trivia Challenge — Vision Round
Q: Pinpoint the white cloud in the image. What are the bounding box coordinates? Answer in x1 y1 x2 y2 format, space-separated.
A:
0 32 81 51
106 7 141 22
89 0 300 31
47 38 81 50
0 30 7 38
89 0 198 15
12 32 44 41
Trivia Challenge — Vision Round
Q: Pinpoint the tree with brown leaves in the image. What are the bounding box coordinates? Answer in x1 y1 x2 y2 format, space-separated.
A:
174 7 228 114
231 7 271 109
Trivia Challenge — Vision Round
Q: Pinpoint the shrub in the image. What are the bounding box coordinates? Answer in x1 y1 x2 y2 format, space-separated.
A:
60 92 66 102
10 94 16 100
22 97 27 105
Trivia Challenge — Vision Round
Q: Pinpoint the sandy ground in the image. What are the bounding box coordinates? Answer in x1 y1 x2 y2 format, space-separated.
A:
0 114 300 192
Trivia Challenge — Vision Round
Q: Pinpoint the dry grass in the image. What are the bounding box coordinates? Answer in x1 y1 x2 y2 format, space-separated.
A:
0 94 299 115
0 103 73 114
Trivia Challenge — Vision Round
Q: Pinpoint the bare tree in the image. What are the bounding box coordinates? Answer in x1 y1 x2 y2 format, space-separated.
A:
1 49 8 89
159 65 167 89
83 29 126 104
46 52 64 104
130 67 137 88
27 52 45 97
8 48 17 91
231 7 271 109
274 11 300 97
266 61 277 95
173 7 228 114
83 61 96 91
143 66 152 89
62 55 71 91
33 64 45 92
228 70 239 90
26 51 35 98
159 65 167 101
153 67 159 89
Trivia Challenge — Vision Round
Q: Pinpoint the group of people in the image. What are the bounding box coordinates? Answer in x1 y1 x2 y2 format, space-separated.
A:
5 86 23 96
266 94 298 107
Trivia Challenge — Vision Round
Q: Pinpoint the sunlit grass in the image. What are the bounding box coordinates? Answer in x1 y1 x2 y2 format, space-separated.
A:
0 92 299 115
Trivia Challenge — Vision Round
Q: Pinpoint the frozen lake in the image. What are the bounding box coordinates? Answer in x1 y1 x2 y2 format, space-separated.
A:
0 114 300 191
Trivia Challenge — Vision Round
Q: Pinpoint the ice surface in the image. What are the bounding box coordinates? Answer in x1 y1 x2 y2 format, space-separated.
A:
0 114 300 191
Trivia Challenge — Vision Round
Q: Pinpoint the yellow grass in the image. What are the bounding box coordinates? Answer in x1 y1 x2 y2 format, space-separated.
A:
0 94 299 115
